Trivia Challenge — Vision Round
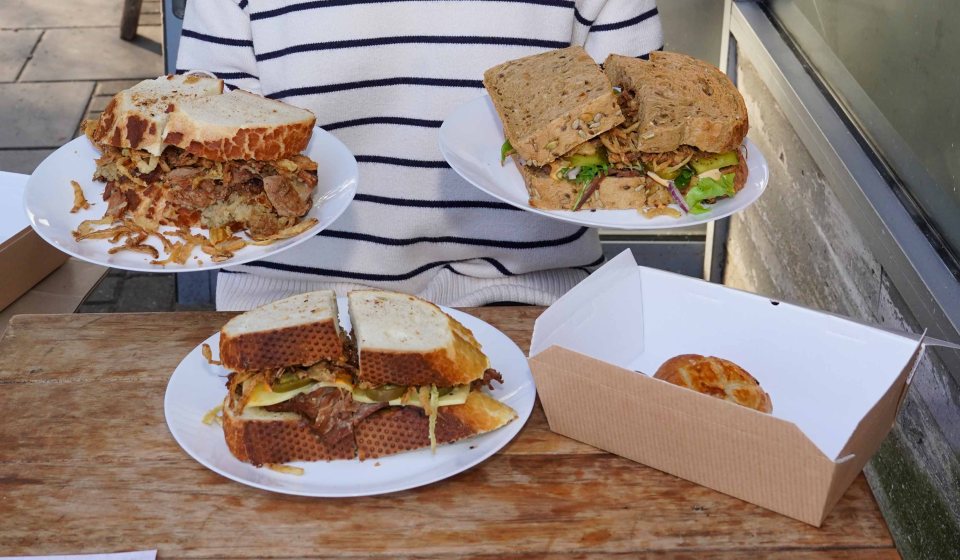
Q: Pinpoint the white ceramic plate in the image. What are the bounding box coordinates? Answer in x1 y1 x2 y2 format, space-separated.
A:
439 95 769 230
24 127 357 272
164 302 535 497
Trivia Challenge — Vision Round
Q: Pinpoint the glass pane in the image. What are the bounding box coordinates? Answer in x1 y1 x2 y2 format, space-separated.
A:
766 0 960 260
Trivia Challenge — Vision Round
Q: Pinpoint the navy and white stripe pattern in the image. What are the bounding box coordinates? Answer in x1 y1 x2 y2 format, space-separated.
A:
177 0 662 310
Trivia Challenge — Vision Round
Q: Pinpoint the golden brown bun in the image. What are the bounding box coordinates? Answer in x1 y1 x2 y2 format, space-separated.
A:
604 52 748 154
219 290 345 371
221 397 356 465
348 290 491 387
162 89 315 161
654 354 772 413
484 46 624 167
355 391 518 460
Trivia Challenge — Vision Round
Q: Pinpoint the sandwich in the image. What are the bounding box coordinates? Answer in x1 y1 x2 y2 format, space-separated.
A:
483 45 625 204
215 290 517 466
77 74 320 264
597 52 749 216
484 49 749 218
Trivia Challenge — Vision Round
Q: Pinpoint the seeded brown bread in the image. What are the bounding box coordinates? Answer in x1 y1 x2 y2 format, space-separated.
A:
515 160 647 211
89 74 223 156
162 89 316 161
484 46 624 167
221 396 357 465
355 390 518 460
219 291 346 371
603 52 748 154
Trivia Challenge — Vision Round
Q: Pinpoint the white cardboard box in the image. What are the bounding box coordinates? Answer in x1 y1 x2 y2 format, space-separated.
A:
528 250 923 526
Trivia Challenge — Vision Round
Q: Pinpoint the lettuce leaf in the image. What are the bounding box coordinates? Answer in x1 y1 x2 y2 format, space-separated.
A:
685 173 735 215
500 139 515 165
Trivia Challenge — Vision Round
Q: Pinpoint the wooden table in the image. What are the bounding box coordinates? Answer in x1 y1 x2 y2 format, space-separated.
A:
0 310 899 558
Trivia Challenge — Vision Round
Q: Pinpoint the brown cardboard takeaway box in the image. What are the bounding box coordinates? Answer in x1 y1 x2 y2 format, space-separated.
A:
528 250 924 527
0 172 69 311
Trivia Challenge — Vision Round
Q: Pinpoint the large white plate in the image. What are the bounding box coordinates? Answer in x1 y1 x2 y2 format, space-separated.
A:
24 127 357 272
164 302 536 497
439 95 769 230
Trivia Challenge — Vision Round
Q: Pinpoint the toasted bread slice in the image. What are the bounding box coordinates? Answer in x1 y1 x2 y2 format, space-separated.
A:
348 290 490 387
219 290 345 371
604 52 748 154
484 46 624 167
163 89 316 161
221 397 357 465
355 390 518 460
89 74 224 156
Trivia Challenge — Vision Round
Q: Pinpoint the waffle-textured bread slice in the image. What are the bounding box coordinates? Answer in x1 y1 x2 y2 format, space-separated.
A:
163 89 315 161
604 52 748 154
222 397 356 465
484 46 624 167
89 74 223 156
348 290 490 387
654 354 772 413
355 390 518 460
219 290 345 371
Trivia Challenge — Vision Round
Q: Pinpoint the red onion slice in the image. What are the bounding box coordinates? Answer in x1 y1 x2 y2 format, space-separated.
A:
666 180 689 214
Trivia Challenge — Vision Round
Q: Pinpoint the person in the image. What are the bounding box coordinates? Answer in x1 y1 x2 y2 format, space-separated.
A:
177 0 663 310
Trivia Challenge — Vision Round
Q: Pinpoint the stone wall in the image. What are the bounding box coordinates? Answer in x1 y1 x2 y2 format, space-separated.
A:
726 55 960 558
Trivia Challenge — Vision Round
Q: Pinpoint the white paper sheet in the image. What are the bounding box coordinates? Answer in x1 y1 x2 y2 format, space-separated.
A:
0 551 156 560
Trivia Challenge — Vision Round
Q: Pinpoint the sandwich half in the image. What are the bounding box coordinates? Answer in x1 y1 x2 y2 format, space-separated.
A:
80 75 319 262
483 46 624 170
597 52 750 215
217 290 517 466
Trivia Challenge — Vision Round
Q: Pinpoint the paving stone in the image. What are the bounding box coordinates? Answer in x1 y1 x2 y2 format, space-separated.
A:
0 149 55 174
116 274 176 312
0 30 41 82
20 26 162 82
76 302 117 314
84 273 122 304
0 82 93 148
0 0 129 28
94 80 142 96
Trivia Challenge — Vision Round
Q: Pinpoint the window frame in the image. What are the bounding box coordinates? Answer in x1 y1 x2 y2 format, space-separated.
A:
726 0 960 382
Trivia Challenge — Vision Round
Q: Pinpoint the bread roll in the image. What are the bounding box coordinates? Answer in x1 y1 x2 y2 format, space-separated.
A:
654 354 772 413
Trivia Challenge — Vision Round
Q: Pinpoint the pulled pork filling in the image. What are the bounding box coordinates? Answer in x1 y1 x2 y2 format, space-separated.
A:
91 142 318 239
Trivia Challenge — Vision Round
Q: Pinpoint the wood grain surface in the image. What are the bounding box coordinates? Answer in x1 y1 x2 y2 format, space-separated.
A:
0 311 898 559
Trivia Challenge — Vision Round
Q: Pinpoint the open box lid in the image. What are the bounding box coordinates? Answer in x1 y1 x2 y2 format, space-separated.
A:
0 172 29 248
530 250 924 462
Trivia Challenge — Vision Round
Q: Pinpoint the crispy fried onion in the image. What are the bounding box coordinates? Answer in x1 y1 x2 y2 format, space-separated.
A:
201 343 221 366
70 181 91 213
202 404 223 426
71 217 318 266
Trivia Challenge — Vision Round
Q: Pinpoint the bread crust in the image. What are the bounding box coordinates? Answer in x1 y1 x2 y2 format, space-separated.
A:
355 390 517 460
222 397 356 465
219 320 345 371
351 290 491 386
164 122 314 162
484 46 623 166
654 354 772 413
604 52 748 154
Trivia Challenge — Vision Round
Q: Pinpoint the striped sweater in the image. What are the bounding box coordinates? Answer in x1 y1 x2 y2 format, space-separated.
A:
177 0 662 310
